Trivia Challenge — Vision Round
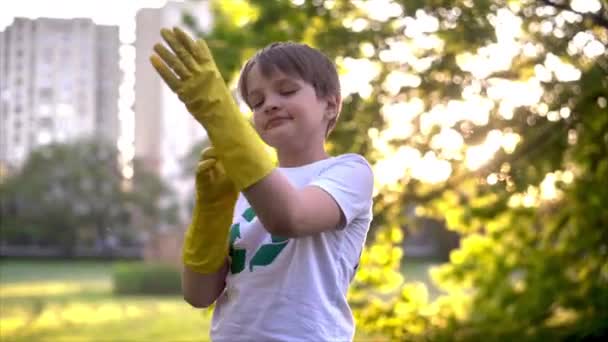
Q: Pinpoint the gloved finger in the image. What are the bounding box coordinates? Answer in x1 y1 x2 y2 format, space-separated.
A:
161 28 199 74
150 55 181 92
173 27 208 65
214 157 228 175
200 146 216 161
196 158 216 174
196 39 219 69
207 161 228 184
153 42 192 80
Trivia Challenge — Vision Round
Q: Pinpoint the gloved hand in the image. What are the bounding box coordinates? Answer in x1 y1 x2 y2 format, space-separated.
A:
149 27 274 190
183 146 238 274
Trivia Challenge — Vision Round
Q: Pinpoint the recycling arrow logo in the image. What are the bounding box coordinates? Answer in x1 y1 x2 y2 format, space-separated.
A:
229 207 290 274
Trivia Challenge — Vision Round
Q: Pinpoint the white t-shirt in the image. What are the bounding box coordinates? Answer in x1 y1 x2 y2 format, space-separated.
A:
210 153 374 342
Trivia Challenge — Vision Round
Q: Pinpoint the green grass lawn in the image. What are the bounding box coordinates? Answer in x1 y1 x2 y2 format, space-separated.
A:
0 260 210 342
0 259 437 341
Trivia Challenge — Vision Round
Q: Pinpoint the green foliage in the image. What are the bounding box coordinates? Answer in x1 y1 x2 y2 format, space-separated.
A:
185 0 608 340
0 138 178 255
112 262 182 295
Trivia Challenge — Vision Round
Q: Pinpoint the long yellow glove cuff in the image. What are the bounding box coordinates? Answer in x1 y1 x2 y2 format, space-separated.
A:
150 27 274 190
182 147 238 274
182 198 235 274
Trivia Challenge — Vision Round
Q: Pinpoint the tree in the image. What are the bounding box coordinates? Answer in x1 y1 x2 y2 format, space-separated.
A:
184 0 608 339
0 138 178 256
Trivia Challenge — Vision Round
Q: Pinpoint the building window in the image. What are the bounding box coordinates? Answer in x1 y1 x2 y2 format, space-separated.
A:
39 87 53 99
39 117 53 129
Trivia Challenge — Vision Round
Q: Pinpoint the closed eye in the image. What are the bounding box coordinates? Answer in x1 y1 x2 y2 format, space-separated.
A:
251 100 263 109
280 89 297 96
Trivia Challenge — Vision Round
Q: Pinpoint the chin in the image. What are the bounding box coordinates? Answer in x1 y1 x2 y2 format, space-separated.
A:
260 134 285 149
260 129 295 149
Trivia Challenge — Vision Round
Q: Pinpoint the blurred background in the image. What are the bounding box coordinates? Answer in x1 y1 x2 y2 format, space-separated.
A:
0 0 606 341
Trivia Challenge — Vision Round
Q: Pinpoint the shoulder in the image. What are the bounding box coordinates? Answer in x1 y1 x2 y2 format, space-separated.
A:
332 153 371 165
322 153 373 181
313 153 374 197
311 153 374 225
324 153 372 170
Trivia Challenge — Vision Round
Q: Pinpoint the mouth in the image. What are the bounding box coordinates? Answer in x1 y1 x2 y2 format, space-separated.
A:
265 117 291 130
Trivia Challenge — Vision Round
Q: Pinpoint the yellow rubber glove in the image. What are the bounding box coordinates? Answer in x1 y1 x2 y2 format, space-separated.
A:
183 147 238 274
149 27 274 190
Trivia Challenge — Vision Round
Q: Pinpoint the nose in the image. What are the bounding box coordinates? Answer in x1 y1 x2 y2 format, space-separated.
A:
262 93 281 115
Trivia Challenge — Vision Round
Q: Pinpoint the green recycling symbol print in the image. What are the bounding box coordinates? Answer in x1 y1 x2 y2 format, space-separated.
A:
229 207 289 274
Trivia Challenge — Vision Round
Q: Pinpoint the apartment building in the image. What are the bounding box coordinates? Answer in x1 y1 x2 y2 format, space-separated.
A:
0 17 120 168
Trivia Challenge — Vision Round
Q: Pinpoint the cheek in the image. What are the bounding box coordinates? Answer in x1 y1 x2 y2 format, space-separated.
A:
252 113 265 133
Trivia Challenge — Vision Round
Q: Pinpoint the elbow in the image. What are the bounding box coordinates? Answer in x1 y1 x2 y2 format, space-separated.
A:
181 279 220 309
183 292 215 308
263 212 302 238
181 263 227 309
265 224 294 238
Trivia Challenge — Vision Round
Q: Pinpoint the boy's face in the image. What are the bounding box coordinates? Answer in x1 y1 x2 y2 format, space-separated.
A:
245 64 335 149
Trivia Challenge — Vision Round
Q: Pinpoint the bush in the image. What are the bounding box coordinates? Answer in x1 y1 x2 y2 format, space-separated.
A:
112 263 181 295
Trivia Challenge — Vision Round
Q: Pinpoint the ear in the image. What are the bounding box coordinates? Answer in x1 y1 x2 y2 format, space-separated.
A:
324 94 341 121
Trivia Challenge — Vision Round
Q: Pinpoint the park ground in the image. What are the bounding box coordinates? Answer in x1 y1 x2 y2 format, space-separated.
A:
0 259 438 341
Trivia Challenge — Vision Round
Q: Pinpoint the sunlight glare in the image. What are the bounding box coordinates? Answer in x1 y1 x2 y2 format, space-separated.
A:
501 131 521 154
421 96 493 135
403 10 439 37
487 78 543 119
583 40 606 58
374 146 421 188
568 31 601 57
540 172 560 200
383 70 421 95
360 42 376 58
456 9 522 79
354 0 403 22
430 128 464 160
571 0 602 13
465 130 503 170
545 53 582 82
338 57 381 99
508 169 576 207
492 8 522 43
411 151 452 184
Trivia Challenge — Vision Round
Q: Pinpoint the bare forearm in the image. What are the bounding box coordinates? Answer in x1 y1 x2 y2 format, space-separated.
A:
243 170 299 236
182 259 228 308
242 170 341 237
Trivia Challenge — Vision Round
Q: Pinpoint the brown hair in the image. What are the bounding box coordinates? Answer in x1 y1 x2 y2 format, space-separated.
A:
237 42 341 134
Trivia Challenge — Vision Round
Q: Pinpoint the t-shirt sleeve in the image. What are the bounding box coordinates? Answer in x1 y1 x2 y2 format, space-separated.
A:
309 154 374 228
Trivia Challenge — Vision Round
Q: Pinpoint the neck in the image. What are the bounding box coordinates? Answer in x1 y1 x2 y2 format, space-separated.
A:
276 143 329 167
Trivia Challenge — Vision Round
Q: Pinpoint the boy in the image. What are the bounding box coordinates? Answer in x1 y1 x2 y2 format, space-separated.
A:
150 27 373 341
